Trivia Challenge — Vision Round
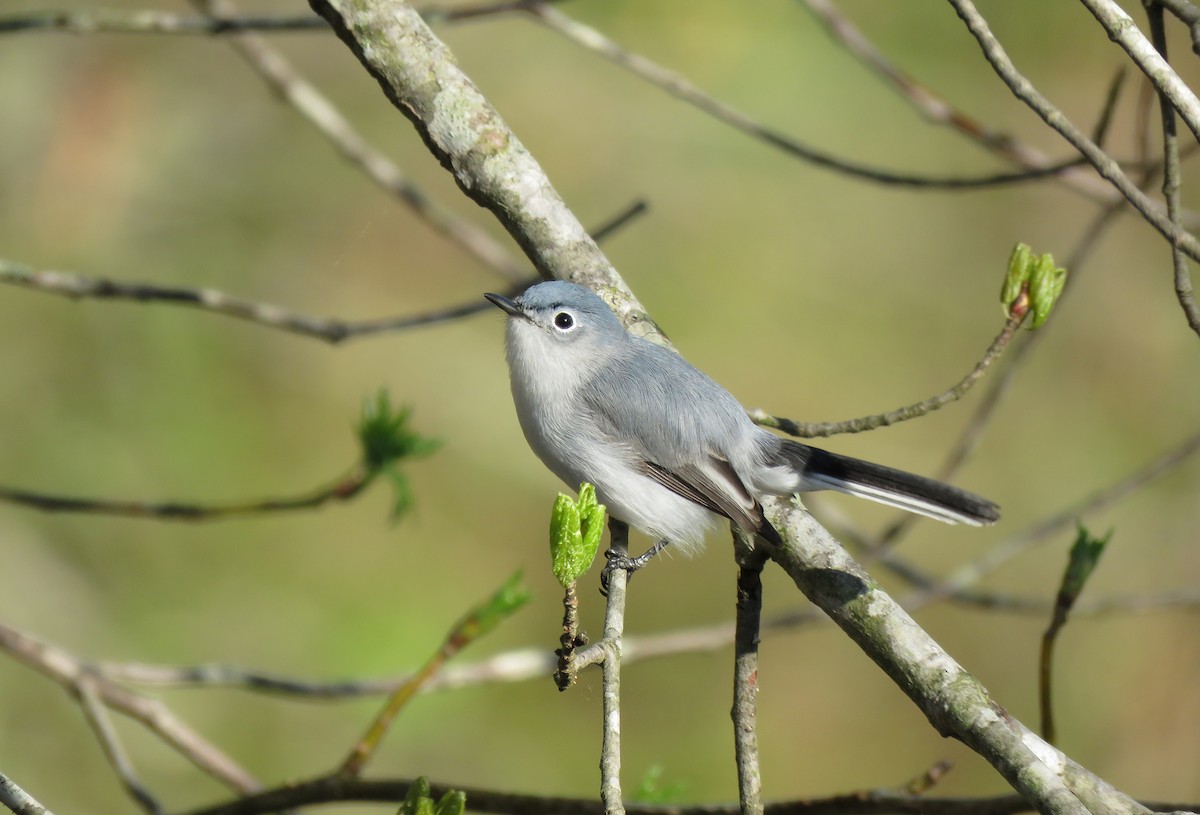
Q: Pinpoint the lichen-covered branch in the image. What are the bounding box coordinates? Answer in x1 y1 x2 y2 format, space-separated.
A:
307 0 661 339
763 499 1149 815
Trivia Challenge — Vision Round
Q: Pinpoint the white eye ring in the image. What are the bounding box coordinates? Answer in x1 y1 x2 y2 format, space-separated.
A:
553 311 576 332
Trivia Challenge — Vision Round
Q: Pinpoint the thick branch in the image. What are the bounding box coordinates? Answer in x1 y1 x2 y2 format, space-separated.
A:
763 500 1149 815
306 0 662 338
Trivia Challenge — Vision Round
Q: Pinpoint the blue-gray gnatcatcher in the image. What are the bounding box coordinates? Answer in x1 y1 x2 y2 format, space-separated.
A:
485 281 998 570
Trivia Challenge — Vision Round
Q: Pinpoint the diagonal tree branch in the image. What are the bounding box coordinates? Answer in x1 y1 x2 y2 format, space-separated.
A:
1078 0 1200 142
0 623 262 796
946 0 1200 264
762 501 1146 815
1145 2 1200 338
189 0 530 282
526 3 1089 191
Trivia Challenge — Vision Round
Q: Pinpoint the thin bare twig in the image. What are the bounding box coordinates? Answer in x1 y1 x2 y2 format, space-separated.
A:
0 2 560 34
797 1 1154 207
72 580 1198 703
0 623 262 795
869 184 1131 551
175 772 1200 815
948 0 1200 263
1079 0 1200 141
599 519 630 815
189 0 529 282
1154 0 1200 53
0 771 54 815
77 678 164 815
752 306 1024 438
1146 4 1200 338
553 583 586 692
527 3 1088 190
0 201 646 343
0 463 372 521
0 257 534 344
732 530 768 815
0 10 325 34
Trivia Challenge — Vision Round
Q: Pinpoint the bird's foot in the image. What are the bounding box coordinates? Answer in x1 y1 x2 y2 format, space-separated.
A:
600 540 670 595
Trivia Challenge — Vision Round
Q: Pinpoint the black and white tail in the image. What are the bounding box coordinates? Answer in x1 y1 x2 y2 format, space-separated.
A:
777 440 1000 526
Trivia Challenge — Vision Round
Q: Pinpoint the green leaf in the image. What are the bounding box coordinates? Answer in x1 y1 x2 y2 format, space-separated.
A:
998 242 1067 329
549 484 606 588
1058 524 1111 610
400 778 432 815
357 389 441 470
1028 254 1068 329
1001 242 1033 307
356 389 440 521
383 466 415 523
434 791 467 815
577 482 597 515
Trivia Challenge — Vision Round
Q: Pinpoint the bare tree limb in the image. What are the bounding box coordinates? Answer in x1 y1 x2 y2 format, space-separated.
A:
173 773 1199 815
0 201 644 343
763 501 1146 815
797 0 1177 213
0 771 54 815
0 623 262 796
599 520 630 815
1145 3 1200 337
732 530 768 815
0 257 534 344
189 0 531 282
77 677 164 815
0 464 372 520
526 3 1089 190
307 0 662 341
1078 0 1200 142
947 0 1200 263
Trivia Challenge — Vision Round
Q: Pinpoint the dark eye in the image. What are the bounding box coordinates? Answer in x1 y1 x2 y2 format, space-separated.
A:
554 312 575 330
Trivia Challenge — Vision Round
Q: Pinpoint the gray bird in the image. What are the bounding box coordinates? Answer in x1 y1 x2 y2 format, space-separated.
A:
486 281 998 570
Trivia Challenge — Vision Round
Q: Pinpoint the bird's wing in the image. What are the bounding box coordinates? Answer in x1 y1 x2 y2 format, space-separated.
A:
637 458 763 532
581 343 763 532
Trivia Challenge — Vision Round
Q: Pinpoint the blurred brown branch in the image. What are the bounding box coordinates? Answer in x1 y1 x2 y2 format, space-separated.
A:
525 3 1092 191
0 202 643 342
948 0 1200 264
0 257 533 343
191 0 533 282
798 0 1200 225
174 773 1198 815
1146 2 1200 338
0 623 263 807
0 462 373 520
0 2 543 35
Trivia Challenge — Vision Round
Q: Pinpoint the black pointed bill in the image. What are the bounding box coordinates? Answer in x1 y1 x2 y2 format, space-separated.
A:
484 292 532 322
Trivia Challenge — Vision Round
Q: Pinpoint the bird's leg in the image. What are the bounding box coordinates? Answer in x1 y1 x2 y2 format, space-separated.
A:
600 540 670 594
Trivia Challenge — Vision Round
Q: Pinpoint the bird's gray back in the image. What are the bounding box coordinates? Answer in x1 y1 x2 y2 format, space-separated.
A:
581 335 759 468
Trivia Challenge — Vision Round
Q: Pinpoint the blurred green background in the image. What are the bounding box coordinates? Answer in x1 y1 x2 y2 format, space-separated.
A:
1 0 1198 812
